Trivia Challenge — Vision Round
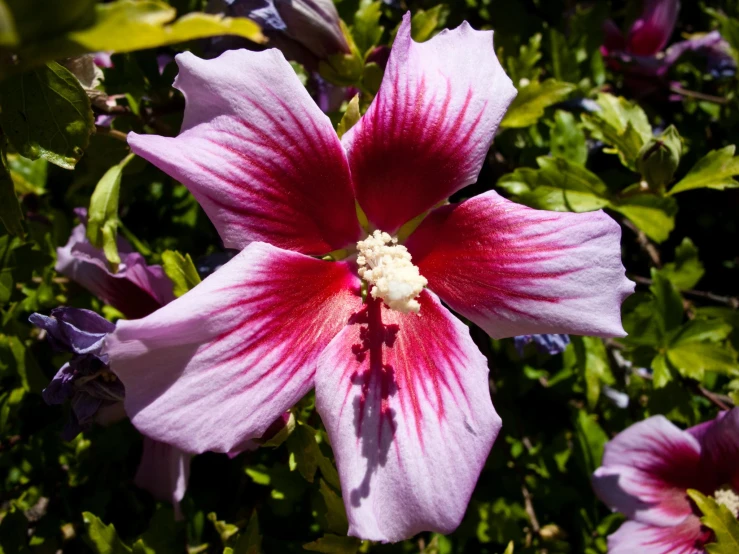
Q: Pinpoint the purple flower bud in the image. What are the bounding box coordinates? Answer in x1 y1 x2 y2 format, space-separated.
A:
55 209 175 319
209 0 349 64
514 334 571 356
30 307 123 439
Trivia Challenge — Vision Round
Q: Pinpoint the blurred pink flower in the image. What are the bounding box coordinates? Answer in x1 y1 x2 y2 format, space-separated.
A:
601 0 733 87
593 410 739 553
109 13 633 541
56 209 176 319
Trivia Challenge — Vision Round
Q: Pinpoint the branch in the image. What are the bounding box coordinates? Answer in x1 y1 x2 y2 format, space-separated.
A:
630 275 739 309
621 218 662 268
95 125 129 143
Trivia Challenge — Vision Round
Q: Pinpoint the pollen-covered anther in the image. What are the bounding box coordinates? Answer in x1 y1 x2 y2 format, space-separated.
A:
714 486 739 517
356 230 428 314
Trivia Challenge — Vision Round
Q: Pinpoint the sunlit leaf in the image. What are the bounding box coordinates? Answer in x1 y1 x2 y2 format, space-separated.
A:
688 489 739 554
501 79 575 129
668 146 739 195
0 62 94 169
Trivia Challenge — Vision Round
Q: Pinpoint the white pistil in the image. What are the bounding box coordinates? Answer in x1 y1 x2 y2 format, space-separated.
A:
714 486 739 517
357 230 428 314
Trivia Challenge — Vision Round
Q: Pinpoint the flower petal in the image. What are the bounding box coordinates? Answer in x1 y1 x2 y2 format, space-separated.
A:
698 407 739 489
592 416 702 526
627 0 679 56
134 438 192 517
106 242 362 454
315 292 499 542
405 191 633 338
128 49 360 255
343 14 516 234
606 517 709 554
56 223 174 319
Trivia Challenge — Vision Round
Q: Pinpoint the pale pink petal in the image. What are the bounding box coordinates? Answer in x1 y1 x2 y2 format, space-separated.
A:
134 437 192 518
343 14 516 234
128 49 361 255
105 242 362 454
315 292 500 542
592 416 702 526
698 407 739 489
405 191 633 339
627 0 679 56
56 224 175 319
607 517 709 554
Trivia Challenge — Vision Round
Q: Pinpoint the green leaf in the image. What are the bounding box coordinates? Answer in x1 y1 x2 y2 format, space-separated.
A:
352 1 383 56
231 512 262 554
3 0 265 76
670 319 732 345
0 0 20 47
549 29 579 83
286 422 340 489
208 513 239 545
668 146 739 195
319 479 348 534
498 156 610 212
500 79 575 129
0 140 24 237
82 512 132 554
505 33 542 84
0 503 29 554
661 238 705 290
550 110 587 166
567 337 614 409
7 154 47 195
688 489 739 554
303 534 361 554
573 409 607 475
0 62 94 169
502 542 514 554
87 153 134 268
667 342 739 380
609 191 677 243
581 93 652 170
336 94 360 139
411 5 444 43
162 250 201 297
651 353 673 388
650 268 684 337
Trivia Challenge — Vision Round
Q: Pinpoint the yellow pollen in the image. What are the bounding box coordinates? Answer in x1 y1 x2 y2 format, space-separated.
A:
356 230 428 314
713 486 739 517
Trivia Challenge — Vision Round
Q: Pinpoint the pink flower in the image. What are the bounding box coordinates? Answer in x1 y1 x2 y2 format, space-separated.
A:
603 0 679 59
601 0 734 86
56 209 175 319
107 14 633 542
592 410 739 553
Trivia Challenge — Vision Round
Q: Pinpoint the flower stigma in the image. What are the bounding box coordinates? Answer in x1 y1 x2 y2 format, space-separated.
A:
713 486 739 517
356 230 428 314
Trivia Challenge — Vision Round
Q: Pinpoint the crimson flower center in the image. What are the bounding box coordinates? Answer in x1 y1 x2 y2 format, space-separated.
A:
356 230 428 314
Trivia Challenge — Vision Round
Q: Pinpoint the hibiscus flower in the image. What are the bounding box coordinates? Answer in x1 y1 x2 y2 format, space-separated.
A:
106 14 633 541
592 410 739 553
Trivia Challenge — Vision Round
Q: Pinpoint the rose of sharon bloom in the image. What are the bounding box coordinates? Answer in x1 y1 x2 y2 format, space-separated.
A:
56 209 175 319
601 0 734 83
108 14 633 542
592 411 739 553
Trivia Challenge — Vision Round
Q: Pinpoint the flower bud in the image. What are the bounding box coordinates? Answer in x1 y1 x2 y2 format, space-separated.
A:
636 125 682 189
